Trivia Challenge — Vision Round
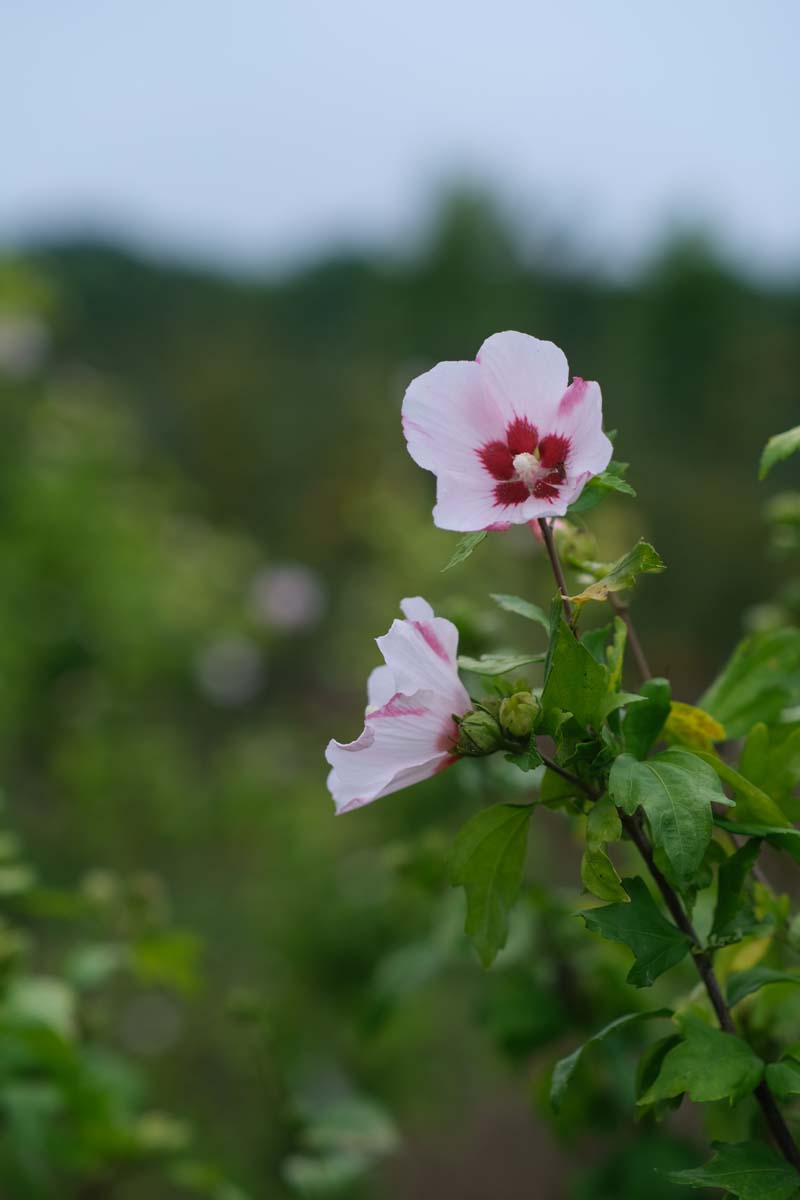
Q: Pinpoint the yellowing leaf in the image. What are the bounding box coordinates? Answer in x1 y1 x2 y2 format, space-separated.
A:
570 540 665 606
716 934 773 978
665 702 726 752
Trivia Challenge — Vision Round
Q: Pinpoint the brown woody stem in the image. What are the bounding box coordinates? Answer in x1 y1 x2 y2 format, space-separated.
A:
536 530 800 1170
537 519 574 625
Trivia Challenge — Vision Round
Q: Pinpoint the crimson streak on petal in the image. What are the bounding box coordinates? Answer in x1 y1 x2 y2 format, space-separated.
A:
494 481 530 506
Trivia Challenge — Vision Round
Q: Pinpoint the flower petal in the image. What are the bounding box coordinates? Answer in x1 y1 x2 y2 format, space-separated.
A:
377 615 469 709
396 597 459 670
325 689 456 813
366 664 396 709
329 755 450 814
402 359 503 482
432 473 513 532
554 379 613 476
399 597 434 622
477 331 568 427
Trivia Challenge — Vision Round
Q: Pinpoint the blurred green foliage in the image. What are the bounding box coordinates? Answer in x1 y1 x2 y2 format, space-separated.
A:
0 190 797 1196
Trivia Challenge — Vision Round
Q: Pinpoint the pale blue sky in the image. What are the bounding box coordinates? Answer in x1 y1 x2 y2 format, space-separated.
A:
3 1 799 272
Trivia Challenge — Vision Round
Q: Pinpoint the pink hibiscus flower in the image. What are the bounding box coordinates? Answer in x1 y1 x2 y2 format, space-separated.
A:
402 331 613 531
326 597 471 814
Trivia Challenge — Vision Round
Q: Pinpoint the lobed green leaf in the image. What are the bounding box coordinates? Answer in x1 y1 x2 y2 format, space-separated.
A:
668 1140 800 1199
581 876 692 988
449 804 534 968
609 749 726 889
640 1014 764 1106
541 617 609 730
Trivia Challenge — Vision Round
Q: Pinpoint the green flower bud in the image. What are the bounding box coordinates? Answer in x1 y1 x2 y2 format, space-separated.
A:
499 691 541 740
455 708 504 756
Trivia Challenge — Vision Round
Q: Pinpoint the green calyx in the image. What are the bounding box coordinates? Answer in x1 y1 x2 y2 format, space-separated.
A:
455 707 505 756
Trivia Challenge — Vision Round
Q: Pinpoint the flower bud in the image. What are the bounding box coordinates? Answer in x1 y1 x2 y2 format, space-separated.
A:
499 691 541 740
455 708 504 756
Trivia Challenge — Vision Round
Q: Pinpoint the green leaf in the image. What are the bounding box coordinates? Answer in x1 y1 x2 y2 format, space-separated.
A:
727 967 800 1008
609 749 725 889
640 1014 764 1106
699 628 800 738
636 1033 683 1112
570 540 665 606
450 804 534 967
282 1095 399 1198
541 616 608 729
741 723 800 816
490 593 549 630
442 530 487 571
715 818 800 864
581 621 614 664
760 425 800 480
581 846 628 902
583 797 626 900
765 1059 800 1101
539 766 582 808
581 876 693 987
5 976 77 1039
132 930 201 995
283 1151 367 1195
457 651 545 676
567 461 636 515
550 1008 671 1113
622 678 672 759
711 839 764 946
605 616 627 693
693 750 792 827
587 795 622 846
504 741 544 773
668 1140 800 1199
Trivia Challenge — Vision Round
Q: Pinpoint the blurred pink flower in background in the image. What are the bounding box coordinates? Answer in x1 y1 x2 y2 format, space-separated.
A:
194 635 265 706
402 331 612 530
249 563 325 633
0 315 48 378
326 598 470 814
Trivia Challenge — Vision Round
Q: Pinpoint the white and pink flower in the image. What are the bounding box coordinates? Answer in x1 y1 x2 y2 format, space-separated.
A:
402 331 613 531
326 597 470 814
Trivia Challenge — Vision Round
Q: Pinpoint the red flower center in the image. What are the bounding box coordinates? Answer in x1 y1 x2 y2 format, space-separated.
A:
478 421 570 507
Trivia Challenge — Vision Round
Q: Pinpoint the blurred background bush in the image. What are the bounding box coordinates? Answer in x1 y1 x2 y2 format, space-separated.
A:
1 3 799 1197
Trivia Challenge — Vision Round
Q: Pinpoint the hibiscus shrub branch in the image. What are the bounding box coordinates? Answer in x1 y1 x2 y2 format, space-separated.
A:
326 333 800 1188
